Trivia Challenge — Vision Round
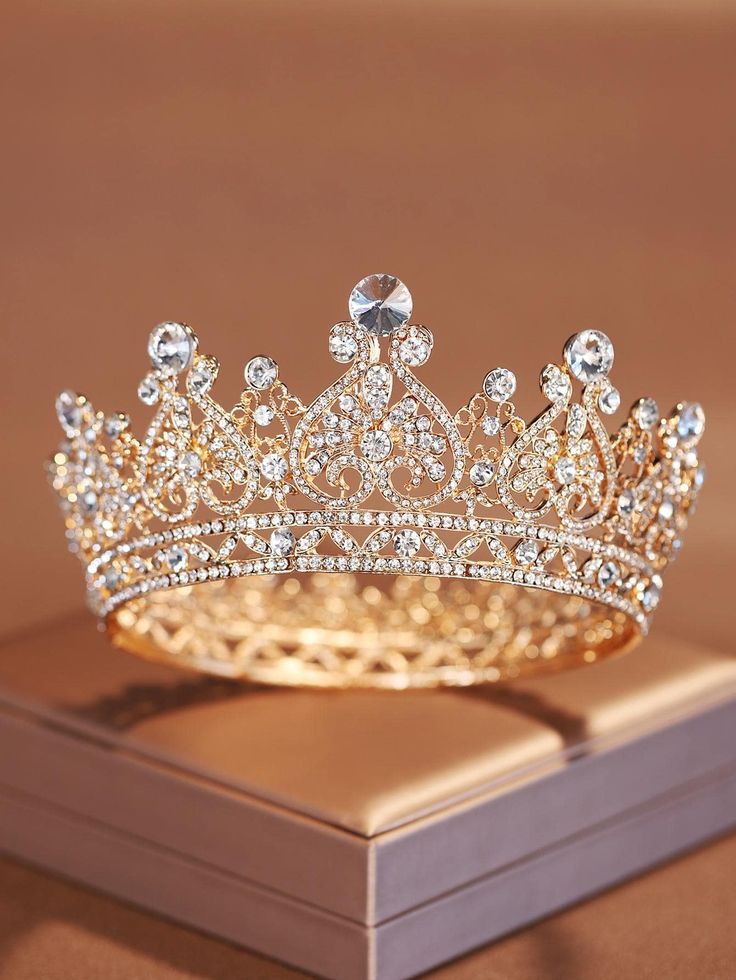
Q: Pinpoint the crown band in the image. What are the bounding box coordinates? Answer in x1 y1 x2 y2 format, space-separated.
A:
49 274 705 687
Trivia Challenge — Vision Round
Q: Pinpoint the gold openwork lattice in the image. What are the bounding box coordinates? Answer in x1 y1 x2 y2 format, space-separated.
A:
110 574 638 688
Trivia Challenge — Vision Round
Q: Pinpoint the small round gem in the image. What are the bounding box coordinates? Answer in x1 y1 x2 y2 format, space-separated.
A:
633 398 659 430
470 459 496 487
102 567 121 592
329 329 359 362
138 376 161 406
554 456 576 485
564 330 614 383
260 453 288 481
166 546 187 572
104 413 129 439
483 368 517 403
245 356 278 390
617 488 636 517
515 539 540 566
56 390 84 434
253 405 274 426
148 322 196 373
360 429 392 461
482 416 501 437
541 364 571 402
657 498 674 524
348 274 412 336
270 528 296 557
676 402 705 445
393 529 421 557
399 334 431 367
597 560 621 589
598 386 621 415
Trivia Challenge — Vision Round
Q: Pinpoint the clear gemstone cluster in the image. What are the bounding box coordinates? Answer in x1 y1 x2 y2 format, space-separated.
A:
49 273 705 648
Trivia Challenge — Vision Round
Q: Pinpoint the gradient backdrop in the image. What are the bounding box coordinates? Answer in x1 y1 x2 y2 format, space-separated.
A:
0 1 734 977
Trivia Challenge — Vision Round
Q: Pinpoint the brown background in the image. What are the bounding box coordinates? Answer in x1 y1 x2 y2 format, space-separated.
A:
1 1 735 977
1 0 734 645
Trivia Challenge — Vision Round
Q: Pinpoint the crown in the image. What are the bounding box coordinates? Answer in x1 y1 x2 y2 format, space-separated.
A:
48 274 705 687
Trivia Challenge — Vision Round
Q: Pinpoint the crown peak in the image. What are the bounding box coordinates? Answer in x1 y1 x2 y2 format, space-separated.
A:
348 273 412 336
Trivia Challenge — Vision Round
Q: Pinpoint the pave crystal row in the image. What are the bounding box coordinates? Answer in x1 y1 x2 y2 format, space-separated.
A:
49 274 705 684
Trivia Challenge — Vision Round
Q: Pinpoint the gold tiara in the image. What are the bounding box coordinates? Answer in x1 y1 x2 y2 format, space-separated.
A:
48 274 705 687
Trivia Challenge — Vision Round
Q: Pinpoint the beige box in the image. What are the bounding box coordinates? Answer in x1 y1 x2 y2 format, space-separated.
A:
0 617 734 980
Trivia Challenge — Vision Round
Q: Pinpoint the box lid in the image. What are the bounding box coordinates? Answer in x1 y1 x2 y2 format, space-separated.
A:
0 615 734 924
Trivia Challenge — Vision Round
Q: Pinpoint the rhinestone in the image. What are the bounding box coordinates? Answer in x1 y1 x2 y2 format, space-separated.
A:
554 456 576 485
56 390 84 434
79 489 98 515
470 459 495 487
148 322 196 373
541 364 571 401
260 453 288 481
566 404 587 440
348 274 412 336
245 356 278 390
393 529 421 557
633 397 659 430
483 368 517 403
138 376 160 406
482 416 501 437
329 330 358 362
339 394 356 412
360 429 392 461
617 488 636 517
598 386 621 415
253 405 274 426
694 466 706 490
166 546 187 572
179 451 201 477
564 330 614 382
639 574 663 612
658 498 674 523
104 413 129 439
270 528 295 557
676 402 705 445
427 462 446 482
597 560 621 588
189 363 215 395
399 334 431 367
515 539 539 566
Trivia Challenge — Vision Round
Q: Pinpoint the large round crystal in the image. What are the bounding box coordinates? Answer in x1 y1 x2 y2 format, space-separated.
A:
348 274 412 336
483 368 516 403
564 330 614 383
393 529 421 558
360 429 392 461
148 322 196 373
470 459 495 487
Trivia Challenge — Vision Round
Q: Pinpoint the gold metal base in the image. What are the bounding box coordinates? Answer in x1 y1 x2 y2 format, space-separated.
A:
108 573 641 688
